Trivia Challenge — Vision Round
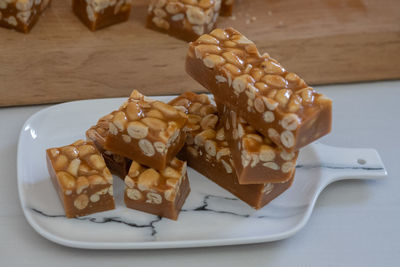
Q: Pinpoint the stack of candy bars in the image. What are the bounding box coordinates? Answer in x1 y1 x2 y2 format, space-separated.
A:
169 92 296 209
47 90 191 220
178 27 332 209
46 27 332 220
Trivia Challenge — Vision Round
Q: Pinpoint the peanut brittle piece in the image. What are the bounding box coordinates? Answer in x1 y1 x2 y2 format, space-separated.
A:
124 158 190 220
147 0 221 42
218 104 298 184
0 0 51 33
46 140 115 218
72 0 132 31
104 90 188 171
186 28 332 152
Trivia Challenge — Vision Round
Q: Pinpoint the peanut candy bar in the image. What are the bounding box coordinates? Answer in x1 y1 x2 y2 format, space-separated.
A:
170 92 294 209
72 0 132 31
220 0 233 16
169 91 234 181
180 143 294 210
186 28 332 152
103 90 188 171
218 104 298 184
86 114 131 179
147 0 221 42
46 140 115 218
0 0 51 33
124 158 190 220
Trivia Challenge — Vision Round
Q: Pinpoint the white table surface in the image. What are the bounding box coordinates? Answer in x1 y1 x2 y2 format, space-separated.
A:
1 81 399 266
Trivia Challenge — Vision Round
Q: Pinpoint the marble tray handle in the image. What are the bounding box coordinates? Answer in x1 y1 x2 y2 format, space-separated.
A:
302 143 387 187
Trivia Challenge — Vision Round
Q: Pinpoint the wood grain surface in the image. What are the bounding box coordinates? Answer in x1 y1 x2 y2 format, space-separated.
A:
1 0 399 106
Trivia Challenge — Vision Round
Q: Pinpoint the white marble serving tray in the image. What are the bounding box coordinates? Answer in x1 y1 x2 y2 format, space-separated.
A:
17 96 387 249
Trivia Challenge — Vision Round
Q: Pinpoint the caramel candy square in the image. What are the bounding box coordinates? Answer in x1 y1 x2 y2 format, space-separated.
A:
146 0 221 42
169 92 293 209
0 0 51 33
103 90 188 171
86 114 131 179
186 28 332 152
220 0 233 16
46 140 115 218
124 158 190 220
218 104 298 184
72 0 132 31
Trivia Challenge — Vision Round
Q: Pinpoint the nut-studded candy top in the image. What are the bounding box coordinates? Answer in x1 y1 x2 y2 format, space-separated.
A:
187 28 332 150
86 0 132 11
106 90 188 156
148 0 221 36
124 157 187 203
46 140 113 195
84 0 132 22
169 92 234 174
0 0 48 8
169 91 217 133
189 27 330 114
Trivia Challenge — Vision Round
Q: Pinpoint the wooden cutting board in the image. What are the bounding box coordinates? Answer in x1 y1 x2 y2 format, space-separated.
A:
1 0 399 106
